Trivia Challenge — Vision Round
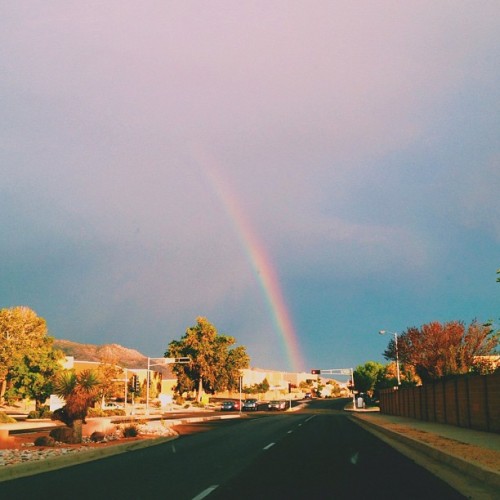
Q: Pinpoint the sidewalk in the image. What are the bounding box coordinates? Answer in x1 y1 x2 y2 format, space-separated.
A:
348 407 500 498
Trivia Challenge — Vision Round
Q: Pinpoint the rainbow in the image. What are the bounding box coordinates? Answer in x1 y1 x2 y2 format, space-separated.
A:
200 157 304 373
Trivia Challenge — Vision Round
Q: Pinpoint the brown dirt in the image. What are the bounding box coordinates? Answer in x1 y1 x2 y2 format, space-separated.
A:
384 423 500 473
0 429 151 451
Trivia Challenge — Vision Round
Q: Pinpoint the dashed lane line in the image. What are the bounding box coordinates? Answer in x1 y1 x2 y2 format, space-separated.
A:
192 485 219 500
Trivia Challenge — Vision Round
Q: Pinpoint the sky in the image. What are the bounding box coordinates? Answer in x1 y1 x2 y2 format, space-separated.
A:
1 1 499 374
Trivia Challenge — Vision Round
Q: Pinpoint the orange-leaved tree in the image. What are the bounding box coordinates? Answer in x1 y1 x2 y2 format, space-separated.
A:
384 320 498 382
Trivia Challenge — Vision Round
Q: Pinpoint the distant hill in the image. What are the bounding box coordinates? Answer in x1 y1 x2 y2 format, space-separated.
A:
53 339 148 369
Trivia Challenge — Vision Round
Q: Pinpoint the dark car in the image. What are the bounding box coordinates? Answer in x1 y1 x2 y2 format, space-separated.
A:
221 400 242 411
268 400 287 411
242 398 259 411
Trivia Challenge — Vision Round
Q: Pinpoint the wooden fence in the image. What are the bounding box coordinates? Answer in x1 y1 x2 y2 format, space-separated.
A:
379 371 500 433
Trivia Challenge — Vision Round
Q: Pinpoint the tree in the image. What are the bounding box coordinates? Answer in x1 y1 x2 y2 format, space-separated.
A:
5 336 64 408
244 377 270 396
165 317 250 401
52 369 101 443
385 320 499 382
0 306 62 405
354 361 386 394
96 355 125 407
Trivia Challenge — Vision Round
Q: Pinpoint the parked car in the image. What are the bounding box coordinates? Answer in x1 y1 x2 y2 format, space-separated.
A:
304 392 312 399
221 400 242 411
242 398 259 411
268 400 287 411
103 403 123 410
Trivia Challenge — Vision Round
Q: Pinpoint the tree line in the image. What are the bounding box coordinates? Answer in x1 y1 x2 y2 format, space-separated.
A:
355 319 499 396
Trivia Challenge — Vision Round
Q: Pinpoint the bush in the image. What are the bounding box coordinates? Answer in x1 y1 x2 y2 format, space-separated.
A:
51 407 72 426
122 424 139 438
105 409 126 416
87 407 126 417
87 407 105 418
34 435 56 447
28 406 53 419
0 412 16 423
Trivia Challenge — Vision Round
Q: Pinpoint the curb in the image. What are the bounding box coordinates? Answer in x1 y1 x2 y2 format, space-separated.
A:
349 413 500 491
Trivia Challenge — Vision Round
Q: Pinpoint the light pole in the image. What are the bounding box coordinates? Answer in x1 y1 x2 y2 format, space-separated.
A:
379 330 401 385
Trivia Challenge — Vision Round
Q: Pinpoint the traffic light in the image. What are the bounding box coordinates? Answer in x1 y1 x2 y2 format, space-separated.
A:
311 369 321 375
133 375 141 393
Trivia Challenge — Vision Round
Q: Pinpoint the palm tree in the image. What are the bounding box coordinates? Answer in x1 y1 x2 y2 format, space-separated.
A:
53 369 101 443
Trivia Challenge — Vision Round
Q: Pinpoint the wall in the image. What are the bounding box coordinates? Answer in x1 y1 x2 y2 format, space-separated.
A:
379 372 500 433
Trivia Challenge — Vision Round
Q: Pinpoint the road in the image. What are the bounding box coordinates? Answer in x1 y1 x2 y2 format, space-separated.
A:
0 399 464 500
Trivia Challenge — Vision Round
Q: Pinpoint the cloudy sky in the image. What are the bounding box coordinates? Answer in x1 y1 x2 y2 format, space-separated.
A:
1 1 499 373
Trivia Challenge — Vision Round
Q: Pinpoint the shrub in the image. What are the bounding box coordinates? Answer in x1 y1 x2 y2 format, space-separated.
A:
28 406 53 419
104 409 126 417
51 407 72 426
122 424 139 438
0 412 17 423
87 407 105 418
34 435 56 447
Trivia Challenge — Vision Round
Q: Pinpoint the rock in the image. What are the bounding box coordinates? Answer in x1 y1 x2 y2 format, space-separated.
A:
90 431 105 442
34 436 56 447
50 426 78 444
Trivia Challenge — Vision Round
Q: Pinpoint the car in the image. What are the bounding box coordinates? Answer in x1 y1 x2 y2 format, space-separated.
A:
242 398 259 411
304 392 312 399
221 400 242 411
103 403 123 410
268 400 287 411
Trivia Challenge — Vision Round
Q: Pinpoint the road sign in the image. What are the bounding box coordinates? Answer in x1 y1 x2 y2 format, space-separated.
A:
311 368 352 376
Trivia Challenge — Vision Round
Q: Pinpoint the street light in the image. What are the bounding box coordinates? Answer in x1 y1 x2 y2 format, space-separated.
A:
379 330 401 385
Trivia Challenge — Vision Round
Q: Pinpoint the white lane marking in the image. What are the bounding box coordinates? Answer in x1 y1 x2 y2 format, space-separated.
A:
192 485 219 500
171 444 176 453
287 430 293 434
305 415 316 423
263 442 275 450
298 423 302 427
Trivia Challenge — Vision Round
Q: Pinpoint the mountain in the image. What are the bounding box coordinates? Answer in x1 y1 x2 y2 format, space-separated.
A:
53 339 149 369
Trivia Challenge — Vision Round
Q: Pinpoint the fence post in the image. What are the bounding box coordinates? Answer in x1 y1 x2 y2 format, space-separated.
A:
484 376 490 432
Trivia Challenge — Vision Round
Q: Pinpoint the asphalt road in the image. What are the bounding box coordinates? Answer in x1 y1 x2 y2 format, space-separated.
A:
0 399 464 500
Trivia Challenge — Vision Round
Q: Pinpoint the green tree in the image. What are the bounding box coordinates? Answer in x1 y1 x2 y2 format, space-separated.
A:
354 361 386 394
244 377 270 396
0 306 61 405
52 369 101 443
165 317 250 402
386 320 499 382
5 336 64 408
